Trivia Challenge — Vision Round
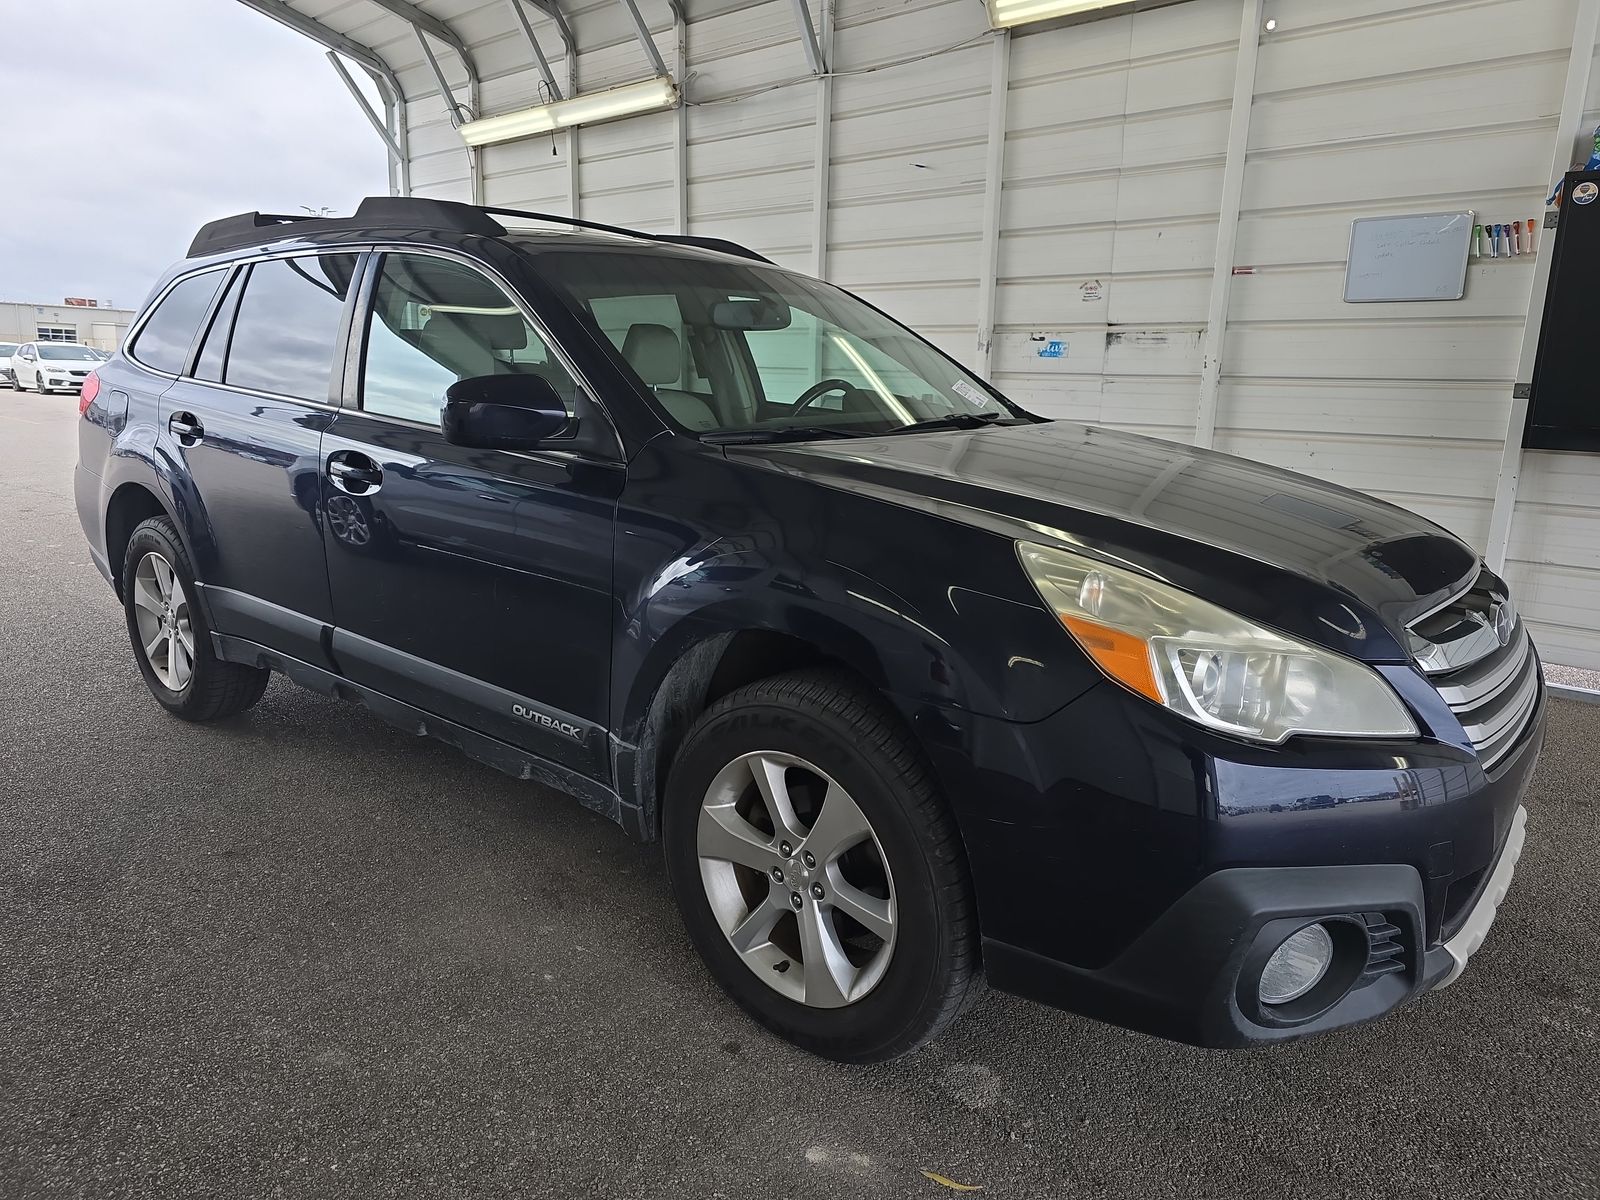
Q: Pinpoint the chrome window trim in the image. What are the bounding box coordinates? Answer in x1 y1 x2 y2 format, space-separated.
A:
352 242 624 461
123 238 624 456
123 263 235 380
124 243 370 385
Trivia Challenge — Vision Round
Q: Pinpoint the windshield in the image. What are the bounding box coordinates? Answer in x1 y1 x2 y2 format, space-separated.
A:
530 247 1028 439
38 344 99 361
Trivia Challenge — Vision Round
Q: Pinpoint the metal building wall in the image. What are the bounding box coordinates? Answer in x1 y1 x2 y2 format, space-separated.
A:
273 0 1600 668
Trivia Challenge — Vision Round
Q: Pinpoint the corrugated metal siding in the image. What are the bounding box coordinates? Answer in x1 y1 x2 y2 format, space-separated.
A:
273 0 1600 667
1220 0 1585 661
994 1 1237 441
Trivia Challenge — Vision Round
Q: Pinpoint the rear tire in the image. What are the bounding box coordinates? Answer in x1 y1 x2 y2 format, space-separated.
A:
663 669 981 1062
121 516 270 722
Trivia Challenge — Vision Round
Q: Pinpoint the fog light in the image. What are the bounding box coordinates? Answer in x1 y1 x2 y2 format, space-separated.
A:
1258 923 1335 1005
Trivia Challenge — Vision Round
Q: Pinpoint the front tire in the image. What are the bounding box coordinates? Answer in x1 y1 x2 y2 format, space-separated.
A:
663 669 981 1062
121 516 270 722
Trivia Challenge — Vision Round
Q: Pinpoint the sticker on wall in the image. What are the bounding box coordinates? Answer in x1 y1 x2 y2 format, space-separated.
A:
1079 279 1103 302
1030 333 1067 359
1574 181 1598 206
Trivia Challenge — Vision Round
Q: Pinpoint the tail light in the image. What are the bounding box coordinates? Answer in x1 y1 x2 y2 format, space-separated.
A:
79 371 100 415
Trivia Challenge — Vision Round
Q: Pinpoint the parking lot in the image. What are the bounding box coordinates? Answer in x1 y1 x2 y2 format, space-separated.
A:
0 388 1595 1199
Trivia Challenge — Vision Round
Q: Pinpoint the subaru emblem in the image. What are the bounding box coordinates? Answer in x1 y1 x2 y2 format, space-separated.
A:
1490 603 1514 646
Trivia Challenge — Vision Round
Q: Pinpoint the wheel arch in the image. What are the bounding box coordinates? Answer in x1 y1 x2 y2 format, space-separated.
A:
619 625 926 844
104 481 176 599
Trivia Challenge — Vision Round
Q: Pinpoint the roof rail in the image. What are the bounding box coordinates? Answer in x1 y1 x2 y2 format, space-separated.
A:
187 211 315 258
187 198 506 259
186 196 771 265
480 206 774 264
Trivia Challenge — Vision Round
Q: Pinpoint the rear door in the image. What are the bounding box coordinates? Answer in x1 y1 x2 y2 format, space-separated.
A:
319 247 623 775
156 251 362 668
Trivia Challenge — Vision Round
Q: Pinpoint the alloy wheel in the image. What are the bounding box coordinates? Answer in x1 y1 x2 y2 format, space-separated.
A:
697 751 897 1008
131 551 195 691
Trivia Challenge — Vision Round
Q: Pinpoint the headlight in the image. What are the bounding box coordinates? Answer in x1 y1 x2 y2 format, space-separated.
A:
1018 541 1417 742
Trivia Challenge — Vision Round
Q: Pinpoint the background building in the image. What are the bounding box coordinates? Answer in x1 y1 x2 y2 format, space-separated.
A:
0 300 134 351
243 0 1600 671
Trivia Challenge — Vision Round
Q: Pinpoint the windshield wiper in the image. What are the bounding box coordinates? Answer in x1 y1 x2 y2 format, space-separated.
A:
701 426 864 445
884 411 1011 435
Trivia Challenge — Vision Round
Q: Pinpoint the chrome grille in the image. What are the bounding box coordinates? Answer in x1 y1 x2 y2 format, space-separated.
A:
1411 569 1541 771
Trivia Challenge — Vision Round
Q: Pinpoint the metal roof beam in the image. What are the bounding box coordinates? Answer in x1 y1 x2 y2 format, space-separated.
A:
506 0 565 101
614 0 668 78
234 0 405 101
787 0 826 75
362 0 478 74
327 50 404 161
521 0 577 60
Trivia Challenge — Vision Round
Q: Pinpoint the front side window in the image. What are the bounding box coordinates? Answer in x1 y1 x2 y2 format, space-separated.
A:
531 246 1022 439
225 253 359 401
359 252 578 426
128 271 224 375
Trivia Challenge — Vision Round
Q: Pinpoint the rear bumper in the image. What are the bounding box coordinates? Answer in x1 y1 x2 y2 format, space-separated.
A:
984 805 1529 1047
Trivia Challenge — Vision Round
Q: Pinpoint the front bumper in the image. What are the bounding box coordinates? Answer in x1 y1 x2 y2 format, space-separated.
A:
1429 803 1527 989
983 804 1529 1047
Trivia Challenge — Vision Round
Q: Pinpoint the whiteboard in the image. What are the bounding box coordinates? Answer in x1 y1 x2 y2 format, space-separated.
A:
1343 211 1474 302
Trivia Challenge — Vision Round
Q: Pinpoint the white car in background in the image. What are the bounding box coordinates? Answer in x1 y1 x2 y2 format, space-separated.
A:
11 342 101 394
0 342 18 386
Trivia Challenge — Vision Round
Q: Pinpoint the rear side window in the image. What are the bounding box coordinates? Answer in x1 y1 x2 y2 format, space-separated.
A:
225 254 359 402
129 271 225 375
193 269 244 383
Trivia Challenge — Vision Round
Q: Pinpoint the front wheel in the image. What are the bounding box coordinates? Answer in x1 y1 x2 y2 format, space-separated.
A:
121 516 270 721
663 670 981 1062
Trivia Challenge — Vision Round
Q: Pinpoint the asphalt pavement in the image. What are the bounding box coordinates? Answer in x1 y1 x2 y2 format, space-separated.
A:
1 388 1596 1199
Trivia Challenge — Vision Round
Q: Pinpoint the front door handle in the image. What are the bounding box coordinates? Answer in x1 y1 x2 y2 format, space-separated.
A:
327 451 383 495
168 412 203 445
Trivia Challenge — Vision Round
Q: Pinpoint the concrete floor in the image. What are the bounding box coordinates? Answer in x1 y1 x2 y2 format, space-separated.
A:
1 388 1596 1199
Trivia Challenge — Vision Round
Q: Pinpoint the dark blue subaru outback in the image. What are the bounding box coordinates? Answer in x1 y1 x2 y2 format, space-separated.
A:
76 198 1544 1062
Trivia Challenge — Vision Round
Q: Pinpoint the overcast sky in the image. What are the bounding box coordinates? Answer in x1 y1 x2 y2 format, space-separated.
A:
0 0 389 310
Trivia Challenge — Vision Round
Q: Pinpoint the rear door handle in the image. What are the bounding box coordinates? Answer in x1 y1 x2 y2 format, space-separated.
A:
327 451 383 494
168 412 203 445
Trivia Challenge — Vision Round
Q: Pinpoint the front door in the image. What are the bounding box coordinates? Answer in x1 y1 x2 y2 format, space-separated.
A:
157 252 361 669
320 249 623 776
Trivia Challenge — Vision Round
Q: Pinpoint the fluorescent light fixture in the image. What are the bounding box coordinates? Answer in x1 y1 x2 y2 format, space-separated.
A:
460 75 678 148
985 0 1126 29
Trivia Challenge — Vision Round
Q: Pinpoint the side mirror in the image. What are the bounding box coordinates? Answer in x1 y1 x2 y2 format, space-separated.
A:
441 374 569 451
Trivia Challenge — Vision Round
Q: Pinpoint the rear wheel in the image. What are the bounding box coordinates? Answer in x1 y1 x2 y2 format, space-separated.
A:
121 516 270 721
663 669 980 1062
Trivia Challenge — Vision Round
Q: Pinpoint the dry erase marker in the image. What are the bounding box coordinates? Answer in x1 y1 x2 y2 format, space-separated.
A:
1473 224 1484 256
1512 222 1522 254
1527 218 1538 253
1489 224 1499 257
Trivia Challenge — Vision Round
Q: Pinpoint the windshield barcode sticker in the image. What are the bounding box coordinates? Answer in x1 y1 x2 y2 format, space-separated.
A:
951 380 990 409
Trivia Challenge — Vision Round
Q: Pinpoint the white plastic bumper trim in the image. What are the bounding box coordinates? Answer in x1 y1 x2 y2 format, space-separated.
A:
1434 805 1528 990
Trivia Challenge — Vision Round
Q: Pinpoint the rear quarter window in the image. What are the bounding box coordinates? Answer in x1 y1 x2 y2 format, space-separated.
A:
128 270 226 375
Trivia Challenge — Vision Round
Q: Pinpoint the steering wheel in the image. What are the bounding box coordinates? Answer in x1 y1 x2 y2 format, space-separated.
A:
790 378 862 413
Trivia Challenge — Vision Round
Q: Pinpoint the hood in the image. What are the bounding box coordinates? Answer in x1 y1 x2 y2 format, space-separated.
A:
738 420 1480 663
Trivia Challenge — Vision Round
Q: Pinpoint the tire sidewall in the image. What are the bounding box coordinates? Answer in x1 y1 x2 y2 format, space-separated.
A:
664 695 956 1060
120 519 214 715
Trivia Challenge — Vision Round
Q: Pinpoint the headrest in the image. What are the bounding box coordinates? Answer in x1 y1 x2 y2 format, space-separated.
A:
621 323 679 386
